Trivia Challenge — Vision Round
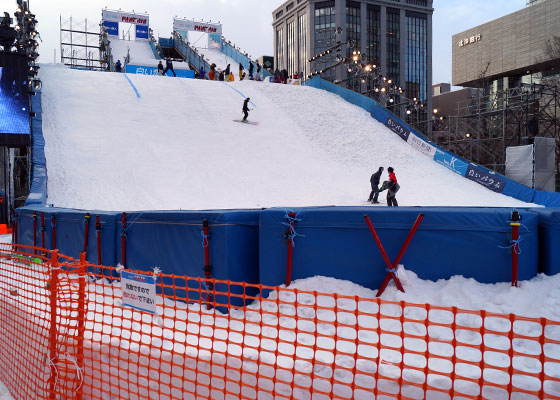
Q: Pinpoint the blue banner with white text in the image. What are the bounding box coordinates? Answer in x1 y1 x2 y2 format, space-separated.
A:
125 64 195 79
103 21 118 36
136 25 149 39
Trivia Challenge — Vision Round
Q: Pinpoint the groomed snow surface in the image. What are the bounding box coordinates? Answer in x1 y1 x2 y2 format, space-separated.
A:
39 64 533 211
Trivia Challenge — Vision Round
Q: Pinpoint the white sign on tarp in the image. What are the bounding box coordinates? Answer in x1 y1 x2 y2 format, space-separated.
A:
121 271 157 313
102 9 149 26
173 18 222 35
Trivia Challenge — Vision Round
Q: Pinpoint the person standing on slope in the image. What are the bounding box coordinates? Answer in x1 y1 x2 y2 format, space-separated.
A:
157 60 164 76
163 57 176 77
368 166 384 204
239 62 245 80
386 167 400 207
242 97 251 122
249 62 254 80
115 60 122 73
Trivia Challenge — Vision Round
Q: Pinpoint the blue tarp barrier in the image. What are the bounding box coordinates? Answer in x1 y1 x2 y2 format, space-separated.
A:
17 207 118 267
26 91 47 206
259 207 540 291
529 208 560 276
534 191 560 208
16 207 261 307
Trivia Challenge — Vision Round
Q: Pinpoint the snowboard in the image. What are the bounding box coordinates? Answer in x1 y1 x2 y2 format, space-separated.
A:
233 120 259 126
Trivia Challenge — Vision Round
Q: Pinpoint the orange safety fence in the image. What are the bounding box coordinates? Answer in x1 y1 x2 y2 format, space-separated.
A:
0 243 559 400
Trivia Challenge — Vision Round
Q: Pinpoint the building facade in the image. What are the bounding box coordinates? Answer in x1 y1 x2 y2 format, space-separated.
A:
272 0 434 110
452 0 560 90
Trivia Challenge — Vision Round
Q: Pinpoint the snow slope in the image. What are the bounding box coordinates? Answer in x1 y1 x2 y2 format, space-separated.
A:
196 46 237 72
39 64 534 211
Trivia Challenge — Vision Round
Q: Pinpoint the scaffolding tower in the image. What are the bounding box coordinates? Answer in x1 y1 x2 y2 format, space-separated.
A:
60 16 108 70
411 83 560 190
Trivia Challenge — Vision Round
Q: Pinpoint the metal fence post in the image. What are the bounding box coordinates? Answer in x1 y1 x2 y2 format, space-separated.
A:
48 250 60 400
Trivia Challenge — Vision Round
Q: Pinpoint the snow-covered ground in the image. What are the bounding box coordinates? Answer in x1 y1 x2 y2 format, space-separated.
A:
196 46 237 72
39 64 534 211
108 38 190 70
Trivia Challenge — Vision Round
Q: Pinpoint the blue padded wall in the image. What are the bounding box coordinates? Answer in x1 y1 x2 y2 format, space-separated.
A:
259 207 540 291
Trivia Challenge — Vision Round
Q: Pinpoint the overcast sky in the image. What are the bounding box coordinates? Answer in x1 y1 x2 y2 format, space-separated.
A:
21 0 527 84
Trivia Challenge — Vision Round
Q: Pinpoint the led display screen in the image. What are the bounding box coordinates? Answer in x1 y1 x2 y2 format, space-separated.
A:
0 52 30 145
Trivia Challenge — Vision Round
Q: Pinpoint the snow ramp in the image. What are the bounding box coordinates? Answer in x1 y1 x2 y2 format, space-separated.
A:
39 64 533 211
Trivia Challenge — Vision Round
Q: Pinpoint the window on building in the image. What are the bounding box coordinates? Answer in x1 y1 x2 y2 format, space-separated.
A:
313 1 336 81
367 5 380 66
276 27 285 71
299 13 308 78
386 8 400 86
287 20 296 76
346 1 361 51
405 12 427 102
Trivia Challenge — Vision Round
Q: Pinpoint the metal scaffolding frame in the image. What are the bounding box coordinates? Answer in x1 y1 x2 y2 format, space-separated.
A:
60 16 108 70
410 83 560 190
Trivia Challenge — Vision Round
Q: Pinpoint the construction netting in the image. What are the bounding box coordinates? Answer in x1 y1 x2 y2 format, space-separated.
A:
0 243 559 399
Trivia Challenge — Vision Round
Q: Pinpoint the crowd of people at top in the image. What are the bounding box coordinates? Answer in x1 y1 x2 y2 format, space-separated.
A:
114 56 303 85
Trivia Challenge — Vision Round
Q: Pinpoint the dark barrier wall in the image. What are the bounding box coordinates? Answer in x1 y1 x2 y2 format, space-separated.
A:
259 207 540 290
26 90 47 206
530 209 560 276
16 207 261 307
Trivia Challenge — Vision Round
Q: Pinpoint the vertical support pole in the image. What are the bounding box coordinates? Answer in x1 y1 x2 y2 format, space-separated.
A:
285 212 296 286
41 212 46 253
83 213 90 256
76 252 87 400
51 214 56 250
11 209 16 247
510 211 521 288
95 216 102 266
202 219 212 310
48 250 60 400
121 212 127 268
32 211 37 254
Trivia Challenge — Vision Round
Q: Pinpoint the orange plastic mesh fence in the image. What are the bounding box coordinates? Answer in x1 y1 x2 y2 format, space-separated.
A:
0 243 559 400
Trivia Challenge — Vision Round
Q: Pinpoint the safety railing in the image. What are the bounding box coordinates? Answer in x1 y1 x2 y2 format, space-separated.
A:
0 243 559 399
172 31 211 74
221 37 272 79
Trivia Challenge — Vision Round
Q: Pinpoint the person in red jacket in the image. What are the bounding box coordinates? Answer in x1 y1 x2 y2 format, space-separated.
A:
386 167 400 207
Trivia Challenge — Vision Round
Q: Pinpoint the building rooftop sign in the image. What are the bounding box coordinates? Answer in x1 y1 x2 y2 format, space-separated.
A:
458 34 481 47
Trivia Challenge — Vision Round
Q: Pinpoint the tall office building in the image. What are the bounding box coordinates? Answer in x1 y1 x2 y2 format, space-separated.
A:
272 0 434 111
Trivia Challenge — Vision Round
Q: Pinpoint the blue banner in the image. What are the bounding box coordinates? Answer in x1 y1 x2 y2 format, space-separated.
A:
386 116 410 141
466 164 506 193
125 64 195 79
103 21 118 36
136 25 149 39
434 149 469 176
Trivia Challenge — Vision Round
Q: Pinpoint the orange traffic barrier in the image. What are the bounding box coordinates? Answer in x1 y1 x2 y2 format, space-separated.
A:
0 224 7 234
0 243 558 400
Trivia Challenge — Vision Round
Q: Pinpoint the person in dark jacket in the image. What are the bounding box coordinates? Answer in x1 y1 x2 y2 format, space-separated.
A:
281 69 288 84
219 70 225 81
157 61 164 75
274 68 281 83
225 64 231 76
242 97 251 122
368 167 384 204
386 167 400 207
115 60 122 72
163 57 176 77
256 61 262 80
199 66 205 79
239 62 245 80
249 62 254 80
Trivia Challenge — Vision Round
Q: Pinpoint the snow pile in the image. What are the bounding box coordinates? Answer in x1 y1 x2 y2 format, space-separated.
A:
108 38 155 64
196 46 237 72
39 65 534 211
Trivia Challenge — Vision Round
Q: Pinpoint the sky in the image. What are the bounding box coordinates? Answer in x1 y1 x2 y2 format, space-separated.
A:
13 0 527 84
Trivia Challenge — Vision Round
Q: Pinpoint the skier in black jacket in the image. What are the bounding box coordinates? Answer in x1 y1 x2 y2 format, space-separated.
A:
368 166 384 204
242 97 251 122
163 57 176 77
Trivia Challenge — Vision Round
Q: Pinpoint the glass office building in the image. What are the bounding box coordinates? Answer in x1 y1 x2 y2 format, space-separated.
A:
273 0 434 109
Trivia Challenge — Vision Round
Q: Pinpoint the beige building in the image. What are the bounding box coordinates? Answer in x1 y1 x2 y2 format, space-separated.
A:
452 0 560 88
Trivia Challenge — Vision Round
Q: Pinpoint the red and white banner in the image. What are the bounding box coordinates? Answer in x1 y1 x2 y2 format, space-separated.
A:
102 9 149 26
173 18 222 35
